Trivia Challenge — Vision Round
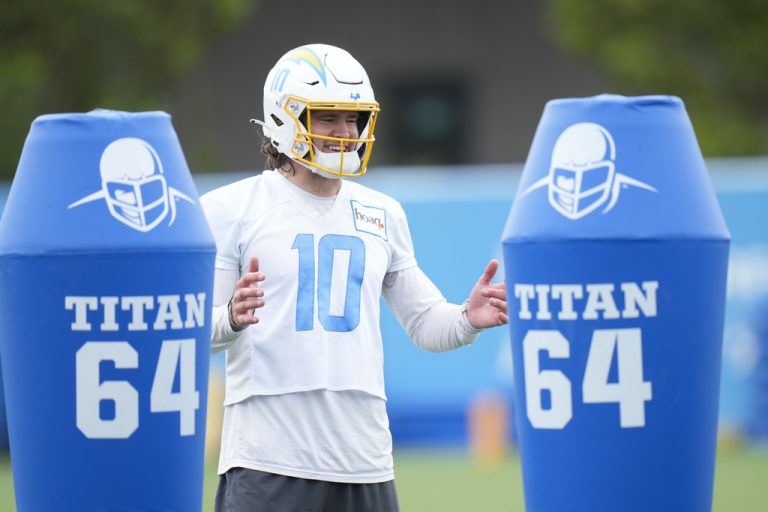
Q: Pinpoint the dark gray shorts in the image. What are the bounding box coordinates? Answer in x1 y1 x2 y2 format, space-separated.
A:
214 467 400 512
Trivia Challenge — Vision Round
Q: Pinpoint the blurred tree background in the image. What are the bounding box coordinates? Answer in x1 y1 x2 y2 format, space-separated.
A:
546 0 768 157
0 0 767 180
0 0 255 179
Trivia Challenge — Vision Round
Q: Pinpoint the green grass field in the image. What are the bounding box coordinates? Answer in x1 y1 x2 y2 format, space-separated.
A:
2 447 767 511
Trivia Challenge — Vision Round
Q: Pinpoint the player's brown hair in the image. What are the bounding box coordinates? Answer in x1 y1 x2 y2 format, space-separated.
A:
260 138 296 175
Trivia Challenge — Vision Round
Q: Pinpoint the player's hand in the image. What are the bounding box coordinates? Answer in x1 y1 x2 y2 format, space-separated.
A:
466 259 508 329
229 256 266 331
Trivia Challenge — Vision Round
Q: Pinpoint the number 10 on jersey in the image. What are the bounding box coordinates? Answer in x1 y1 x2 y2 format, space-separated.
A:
293 234 365 332
523 328 653 430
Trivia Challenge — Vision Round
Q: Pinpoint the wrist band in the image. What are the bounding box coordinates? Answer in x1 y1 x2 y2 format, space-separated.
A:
461 300 485 334
228 298 245 332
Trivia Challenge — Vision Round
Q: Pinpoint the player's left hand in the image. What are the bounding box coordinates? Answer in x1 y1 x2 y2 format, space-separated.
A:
466 259 508 329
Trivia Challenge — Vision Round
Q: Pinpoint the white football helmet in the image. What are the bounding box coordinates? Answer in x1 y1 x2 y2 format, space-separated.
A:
258 44 380 179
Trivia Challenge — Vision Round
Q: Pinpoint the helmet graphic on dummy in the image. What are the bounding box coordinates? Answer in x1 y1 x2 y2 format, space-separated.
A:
257 44 380 179
548 122 616 219
100 137 169 231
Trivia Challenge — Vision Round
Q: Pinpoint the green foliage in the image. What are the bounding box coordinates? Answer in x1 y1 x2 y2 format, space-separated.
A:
546 0 768 156
0 0 255 179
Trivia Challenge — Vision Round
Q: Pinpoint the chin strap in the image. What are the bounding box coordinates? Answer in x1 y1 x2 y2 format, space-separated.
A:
313 148 362 178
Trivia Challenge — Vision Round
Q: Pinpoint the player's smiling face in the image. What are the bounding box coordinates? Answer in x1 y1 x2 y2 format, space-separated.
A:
309 110 360 153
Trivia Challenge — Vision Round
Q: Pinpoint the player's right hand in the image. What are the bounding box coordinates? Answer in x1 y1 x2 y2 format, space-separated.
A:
229 256 265 331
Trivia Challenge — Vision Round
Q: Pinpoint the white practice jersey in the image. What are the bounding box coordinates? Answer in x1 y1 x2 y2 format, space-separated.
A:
201 170 417 405
202 170 481 482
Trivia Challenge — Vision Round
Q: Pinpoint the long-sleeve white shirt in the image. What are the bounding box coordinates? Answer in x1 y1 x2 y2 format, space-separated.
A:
202 171 481 482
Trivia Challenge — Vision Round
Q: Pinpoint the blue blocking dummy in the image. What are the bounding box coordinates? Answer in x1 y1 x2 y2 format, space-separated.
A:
502 95 730 512
0 110 216 512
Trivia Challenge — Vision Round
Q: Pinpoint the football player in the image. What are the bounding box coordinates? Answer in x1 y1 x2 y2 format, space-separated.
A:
201 43 508 512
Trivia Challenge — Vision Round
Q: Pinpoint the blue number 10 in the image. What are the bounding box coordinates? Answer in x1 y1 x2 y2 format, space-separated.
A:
292 234 365 332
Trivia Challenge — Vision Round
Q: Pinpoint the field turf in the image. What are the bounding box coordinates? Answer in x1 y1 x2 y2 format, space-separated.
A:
1 448 766 511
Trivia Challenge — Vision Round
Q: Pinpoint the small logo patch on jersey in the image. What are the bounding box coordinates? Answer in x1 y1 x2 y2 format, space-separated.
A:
351 200 387 240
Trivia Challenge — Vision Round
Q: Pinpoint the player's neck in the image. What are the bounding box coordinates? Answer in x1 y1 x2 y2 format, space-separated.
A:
281 165 341 197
